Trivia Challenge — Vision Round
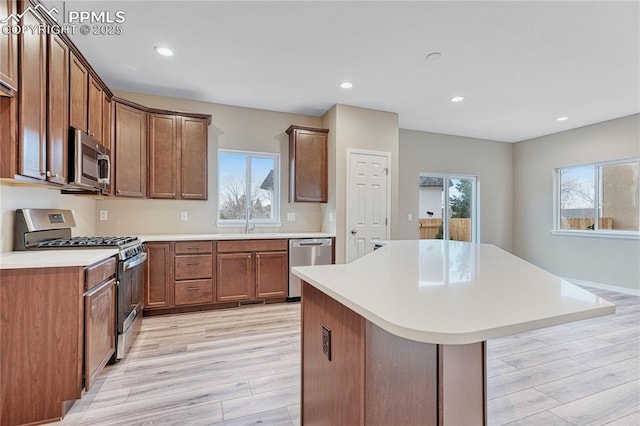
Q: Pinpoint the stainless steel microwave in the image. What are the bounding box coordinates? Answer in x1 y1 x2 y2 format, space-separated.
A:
66 127 111 193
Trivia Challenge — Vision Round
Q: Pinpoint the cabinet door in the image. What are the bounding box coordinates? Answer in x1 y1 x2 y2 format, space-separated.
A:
114 102 147 197
144 242 172 309
84 277 116 391
217 253 253 302
255 251 288 299
46 34 68 185
148 113 178 199
69 52 88 131
180 116 208 199
288 126 328 202
102 94 113 195
18 4 47 180
87 74 103 144
0 0 18 93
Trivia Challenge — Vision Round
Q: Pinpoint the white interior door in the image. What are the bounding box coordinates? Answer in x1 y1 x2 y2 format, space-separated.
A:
347 150 390 262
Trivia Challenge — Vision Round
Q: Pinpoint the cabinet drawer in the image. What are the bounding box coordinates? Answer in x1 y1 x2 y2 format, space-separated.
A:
85 257 117 291
175 241 213 255
217 239 287 253
174 280 213 305
175 255 212 280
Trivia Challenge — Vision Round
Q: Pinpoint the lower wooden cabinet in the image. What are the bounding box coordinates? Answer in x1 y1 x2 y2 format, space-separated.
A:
144 239 290 313
144 242 173 309
217 239 288 302
84 277 116 391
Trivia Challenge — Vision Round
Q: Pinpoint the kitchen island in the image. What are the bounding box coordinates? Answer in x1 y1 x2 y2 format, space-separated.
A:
292 240 615 425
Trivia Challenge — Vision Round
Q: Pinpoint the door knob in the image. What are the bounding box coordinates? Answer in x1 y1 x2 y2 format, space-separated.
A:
351 229 357 235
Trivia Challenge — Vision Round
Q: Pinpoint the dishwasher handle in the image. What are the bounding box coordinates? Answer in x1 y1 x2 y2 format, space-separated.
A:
290 238 333 248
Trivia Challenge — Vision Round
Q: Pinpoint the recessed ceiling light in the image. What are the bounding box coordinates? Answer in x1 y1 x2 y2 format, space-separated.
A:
425 52 442 61
450 96 465 103
154 46 174 57
557 116 569 122
340 82 353 89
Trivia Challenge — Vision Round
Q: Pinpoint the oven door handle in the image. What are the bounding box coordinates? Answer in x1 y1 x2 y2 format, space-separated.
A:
122 252 148 271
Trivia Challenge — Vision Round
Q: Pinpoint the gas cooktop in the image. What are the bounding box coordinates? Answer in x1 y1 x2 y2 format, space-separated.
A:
37 236 139 248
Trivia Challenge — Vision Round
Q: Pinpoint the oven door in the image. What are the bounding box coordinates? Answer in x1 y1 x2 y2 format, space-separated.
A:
116 251 147 359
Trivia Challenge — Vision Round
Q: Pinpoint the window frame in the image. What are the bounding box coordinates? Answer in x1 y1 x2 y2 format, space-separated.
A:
552 157 640 240
217 149 281 228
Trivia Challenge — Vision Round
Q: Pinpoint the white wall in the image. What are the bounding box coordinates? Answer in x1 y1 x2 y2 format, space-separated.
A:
397 130 514 251
322 104 399 264
96 91 324 235
0 183 96 252
513 114 640 291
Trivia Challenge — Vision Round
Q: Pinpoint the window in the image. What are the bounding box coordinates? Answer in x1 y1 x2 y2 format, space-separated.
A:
218 150 280 226
554 158 640 237
418 174 478 242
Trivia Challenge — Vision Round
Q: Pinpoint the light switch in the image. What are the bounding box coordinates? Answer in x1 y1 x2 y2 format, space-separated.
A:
99 210 108 221
180 211 188 221
287 212 296 221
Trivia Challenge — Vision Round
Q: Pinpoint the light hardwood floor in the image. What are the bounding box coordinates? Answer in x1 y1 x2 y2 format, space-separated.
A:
53 288 639 425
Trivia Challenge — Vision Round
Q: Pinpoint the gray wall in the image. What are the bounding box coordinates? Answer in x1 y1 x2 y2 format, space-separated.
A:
513 114 640 291
397 129 514 251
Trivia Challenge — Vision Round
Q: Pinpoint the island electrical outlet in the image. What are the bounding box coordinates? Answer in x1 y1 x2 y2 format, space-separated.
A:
322 325 331 361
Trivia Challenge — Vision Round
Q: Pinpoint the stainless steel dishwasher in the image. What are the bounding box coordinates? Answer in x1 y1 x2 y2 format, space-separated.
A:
288 238 333 301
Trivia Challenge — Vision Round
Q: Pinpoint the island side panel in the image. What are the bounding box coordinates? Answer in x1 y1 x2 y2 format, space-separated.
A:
301 281 365 425
439 343 487 426
364 322 438 425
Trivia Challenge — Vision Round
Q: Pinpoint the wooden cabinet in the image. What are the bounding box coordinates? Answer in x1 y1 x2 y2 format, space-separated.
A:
0 267 84 425
88 74 103 144
84 257 116 391
17 3 47 180
46 34 69 185
174 241 214 306
217 239 288 301
114 101 147 197
287 125 329 203
69 51 88 131
144 242 173 309
0 0 18 95
149 114 208 200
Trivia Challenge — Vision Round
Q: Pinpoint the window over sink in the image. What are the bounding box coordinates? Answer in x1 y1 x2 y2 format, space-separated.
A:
217 150 280 227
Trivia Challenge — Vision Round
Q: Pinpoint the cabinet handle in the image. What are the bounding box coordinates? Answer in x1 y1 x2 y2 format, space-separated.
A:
187 287 199 291
186 262 200 266
186 247 198 250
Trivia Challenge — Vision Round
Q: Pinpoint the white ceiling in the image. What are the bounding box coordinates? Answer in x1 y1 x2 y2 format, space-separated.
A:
52 1 640 142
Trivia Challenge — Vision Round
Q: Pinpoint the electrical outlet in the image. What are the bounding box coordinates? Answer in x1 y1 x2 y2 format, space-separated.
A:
328 212 335 223
180 211 188 221
322 325 331 361
407 213 413 221
99 210 108 221
287 212 296 221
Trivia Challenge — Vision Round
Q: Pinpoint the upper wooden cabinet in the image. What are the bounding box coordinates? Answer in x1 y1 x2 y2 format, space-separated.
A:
69 51 88 132
88 74 103 144
114 101 147 197
46 34 69 185
0 0 18 95
287 125 329 203
149 114 208 200
17 3 47 180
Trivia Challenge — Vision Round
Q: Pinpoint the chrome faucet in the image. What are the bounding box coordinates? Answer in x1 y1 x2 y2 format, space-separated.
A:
244 207 254 234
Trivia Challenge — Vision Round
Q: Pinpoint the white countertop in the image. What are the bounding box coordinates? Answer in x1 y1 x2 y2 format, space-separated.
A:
292 240 615 345
0 249 118 269
139 232 334 242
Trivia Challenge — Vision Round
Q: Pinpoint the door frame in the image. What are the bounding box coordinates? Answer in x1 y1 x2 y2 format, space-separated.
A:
346 148 392 262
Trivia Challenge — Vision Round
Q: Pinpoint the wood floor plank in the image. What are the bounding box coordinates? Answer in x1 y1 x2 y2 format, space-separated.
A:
503 410 574 426
603 411 640 425
214 407 294 425
487 388 561 425
550 380 640 426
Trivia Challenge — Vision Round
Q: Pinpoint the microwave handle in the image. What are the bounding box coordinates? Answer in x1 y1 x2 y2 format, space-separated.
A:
98 153 110 183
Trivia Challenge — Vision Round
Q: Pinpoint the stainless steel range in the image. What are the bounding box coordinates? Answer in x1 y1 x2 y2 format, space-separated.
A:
15 208 146 361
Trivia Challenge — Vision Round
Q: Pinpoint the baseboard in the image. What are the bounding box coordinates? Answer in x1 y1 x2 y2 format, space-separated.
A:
565 277 640 296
